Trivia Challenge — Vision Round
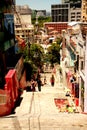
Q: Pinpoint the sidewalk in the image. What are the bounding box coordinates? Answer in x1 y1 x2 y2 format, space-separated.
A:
15 72 81 116
1 73 87 130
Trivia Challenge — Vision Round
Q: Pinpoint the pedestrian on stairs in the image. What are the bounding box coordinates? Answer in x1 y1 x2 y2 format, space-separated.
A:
50 74 55 87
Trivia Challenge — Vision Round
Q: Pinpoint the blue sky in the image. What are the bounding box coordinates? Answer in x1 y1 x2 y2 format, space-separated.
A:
16 0 61 12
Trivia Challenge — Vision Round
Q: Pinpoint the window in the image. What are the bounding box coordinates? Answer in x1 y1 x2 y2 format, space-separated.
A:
17 30 19 33
59 16 61 21
81 61 84 70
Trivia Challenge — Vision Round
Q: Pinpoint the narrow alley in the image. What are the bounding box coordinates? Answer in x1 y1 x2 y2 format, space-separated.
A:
0 73 87 130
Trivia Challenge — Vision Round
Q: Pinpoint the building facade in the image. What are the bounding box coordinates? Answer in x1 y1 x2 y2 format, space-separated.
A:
51 0 81 22
70 8 81 22
44 22 68 34
61 22 87 112
0 0 16 88
51 4 70 22
35 10 46 17
81 0 87 22
14 5 34 42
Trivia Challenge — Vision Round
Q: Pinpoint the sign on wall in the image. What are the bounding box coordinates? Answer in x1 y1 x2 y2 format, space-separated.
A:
4 13 14 36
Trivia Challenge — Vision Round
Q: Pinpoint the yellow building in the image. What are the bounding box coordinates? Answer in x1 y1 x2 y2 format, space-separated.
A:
81 0 87 22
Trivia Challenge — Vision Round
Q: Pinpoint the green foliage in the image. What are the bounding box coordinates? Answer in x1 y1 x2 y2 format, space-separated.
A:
22 45 29 58
22 43 44 68
24 61 37 81
47 43 61 64
23 43 44 80
30 43 44 66
32 16 51 27
56 37 62 45
30 43 44 57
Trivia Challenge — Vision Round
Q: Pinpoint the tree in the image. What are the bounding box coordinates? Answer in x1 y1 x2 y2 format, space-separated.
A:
30 43 44 69
56 37 62 45
23 43 44 80
32 16 51 27
47 43 61 65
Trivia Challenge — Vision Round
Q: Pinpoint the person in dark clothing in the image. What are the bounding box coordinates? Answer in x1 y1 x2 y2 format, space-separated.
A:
44 76 47 84
31 79 36 92
37 76 42 91
50 74 55 86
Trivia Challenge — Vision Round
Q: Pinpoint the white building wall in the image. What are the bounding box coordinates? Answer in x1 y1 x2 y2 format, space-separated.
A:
65 23 87 112
84 36 87 113
21 15 31 24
